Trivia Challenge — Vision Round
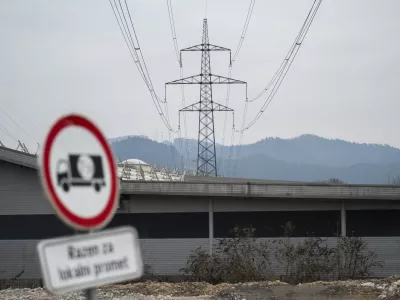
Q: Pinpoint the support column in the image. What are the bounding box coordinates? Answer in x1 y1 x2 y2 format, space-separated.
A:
208 198 213 256
341 200 346 237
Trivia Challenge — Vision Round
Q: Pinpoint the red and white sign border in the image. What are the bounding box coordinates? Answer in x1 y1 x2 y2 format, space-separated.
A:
38 114 119 231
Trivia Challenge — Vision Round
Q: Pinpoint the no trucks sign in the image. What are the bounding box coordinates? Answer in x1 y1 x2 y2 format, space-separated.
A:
38 114 119 230
37 114 143 295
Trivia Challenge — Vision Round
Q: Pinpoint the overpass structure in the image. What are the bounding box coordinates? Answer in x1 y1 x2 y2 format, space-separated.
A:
1 145 400 280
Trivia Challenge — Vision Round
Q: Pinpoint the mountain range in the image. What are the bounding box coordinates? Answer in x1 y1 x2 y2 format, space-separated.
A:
109 134 400 184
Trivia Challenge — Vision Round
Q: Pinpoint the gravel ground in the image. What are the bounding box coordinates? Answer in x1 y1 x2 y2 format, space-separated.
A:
1 278 400 300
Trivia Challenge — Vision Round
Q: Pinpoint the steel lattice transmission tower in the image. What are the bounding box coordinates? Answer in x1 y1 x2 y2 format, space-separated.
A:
166 19 247 176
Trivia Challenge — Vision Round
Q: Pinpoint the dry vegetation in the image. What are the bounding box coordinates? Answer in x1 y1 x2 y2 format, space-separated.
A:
182 222 383 284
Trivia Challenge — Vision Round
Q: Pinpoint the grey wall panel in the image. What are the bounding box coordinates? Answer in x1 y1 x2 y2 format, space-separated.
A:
0 239 209 279
251 237 399 278
0 161 53 215
0 240 41 279
119 196 208 213
362 237 400 277
140 239 209 275
213 198 341 212
0 237 398 279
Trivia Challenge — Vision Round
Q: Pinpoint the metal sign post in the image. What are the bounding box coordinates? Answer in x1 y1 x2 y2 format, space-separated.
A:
85 289 97 300
36 114 143 297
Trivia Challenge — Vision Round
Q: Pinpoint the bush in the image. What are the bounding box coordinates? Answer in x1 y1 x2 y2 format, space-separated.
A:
183 223 384 284
273 222 334 283
334 235 383 280
183 247 216 282
215 226 272 283
181 225 273 283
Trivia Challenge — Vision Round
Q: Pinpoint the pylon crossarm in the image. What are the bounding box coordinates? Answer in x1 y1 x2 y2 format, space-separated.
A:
167 74 246 85
166 74 202 85
212 102 234 111
208 44 231 51
179 102 233 112
210 74 246 84
179 102 201 111
181 44 231 52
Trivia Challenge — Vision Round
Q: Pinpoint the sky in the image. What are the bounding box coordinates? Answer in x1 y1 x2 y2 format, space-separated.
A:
0 0 400 153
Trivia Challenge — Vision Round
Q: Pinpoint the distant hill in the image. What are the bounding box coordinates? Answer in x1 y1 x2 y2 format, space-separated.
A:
109 135 400 184
174 134 400 167
109 135 150 144
110 136 180 171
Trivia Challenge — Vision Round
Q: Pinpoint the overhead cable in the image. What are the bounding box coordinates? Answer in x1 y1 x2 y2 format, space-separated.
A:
166 0 189 167
232 0 322 176
248 0 319 103
232 0 256 64
0 123 17 142
240 0 322 132
0 108 31 138
109 0 177 132
219 0 256 172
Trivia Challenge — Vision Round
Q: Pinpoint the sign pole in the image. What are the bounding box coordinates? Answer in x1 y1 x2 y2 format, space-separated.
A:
80 230 97 300
85 288 97 300
36 114 144 295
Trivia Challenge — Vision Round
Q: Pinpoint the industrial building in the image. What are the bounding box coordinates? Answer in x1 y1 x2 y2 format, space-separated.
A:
1 145 400 280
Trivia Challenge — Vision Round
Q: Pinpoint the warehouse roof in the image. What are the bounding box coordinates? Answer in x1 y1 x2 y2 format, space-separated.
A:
2 145 400 200
0 145 37 169
120 180 400 200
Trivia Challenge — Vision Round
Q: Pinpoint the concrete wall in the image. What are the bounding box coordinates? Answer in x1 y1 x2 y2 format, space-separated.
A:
1 160 400 280
0 237 399 279
120 195 400 213
0 161 52 215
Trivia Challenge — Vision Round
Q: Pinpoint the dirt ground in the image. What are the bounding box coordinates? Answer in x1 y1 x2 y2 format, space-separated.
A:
0 279 397 300
212 284 381 300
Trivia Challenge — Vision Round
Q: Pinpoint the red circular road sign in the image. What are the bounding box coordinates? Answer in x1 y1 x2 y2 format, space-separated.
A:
38 114 119 230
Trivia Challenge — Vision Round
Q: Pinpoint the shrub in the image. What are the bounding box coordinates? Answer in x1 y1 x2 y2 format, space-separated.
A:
273 222 334 283
334 235 383 280
181 225 273 283
183 222 384 283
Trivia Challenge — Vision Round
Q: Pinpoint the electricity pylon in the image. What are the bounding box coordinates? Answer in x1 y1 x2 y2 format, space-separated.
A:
166 19 247 176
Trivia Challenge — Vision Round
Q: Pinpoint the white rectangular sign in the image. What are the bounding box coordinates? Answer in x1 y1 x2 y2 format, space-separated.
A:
37 226 143 294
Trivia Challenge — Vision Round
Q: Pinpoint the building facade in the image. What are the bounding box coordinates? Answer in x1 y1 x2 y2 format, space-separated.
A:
1 146 400 280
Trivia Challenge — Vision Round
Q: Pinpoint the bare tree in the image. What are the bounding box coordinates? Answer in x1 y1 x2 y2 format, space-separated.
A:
388 175 400 185
325 178 345 184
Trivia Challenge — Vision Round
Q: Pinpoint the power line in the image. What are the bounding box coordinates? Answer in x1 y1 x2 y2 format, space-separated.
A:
166 0 189 169
219 0 256 174
248 0 318 103
109 0 177 132
165 0 190 169
0 107 31 138
0 108 40 152
231 0 323 176
111 0 147 83
241 0 322 132
232 0 256 63
0 123 17 142
122 0 160 100
226 126 236 175
167 0 180 64
232 98 248 176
